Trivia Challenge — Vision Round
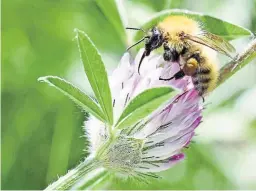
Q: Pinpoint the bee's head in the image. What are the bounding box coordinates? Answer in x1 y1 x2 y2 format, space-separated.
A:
126 27 164 54
144 27 164 55
125 26 164 74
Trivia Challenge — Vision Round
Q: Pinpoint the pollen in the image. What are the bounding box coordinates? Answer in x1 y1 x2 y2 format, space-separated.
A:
184 58 198 76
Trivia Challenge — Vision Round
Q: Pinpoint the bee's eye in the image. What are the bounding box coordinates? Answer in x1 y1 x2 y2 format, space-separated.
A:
151 27 159 34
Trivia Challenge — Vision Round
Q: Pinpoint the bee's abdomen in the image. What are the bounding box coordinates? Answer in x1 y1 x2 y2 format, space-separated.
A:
192 66 217 96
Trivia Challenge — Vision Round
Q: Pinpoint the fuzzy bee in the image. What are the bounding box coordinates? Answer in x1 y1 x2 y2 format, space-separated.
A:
126 15 235 97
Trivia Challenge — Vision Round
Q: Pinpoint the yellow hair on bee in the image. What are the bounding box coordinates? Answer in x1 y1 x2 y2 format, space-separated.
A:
181 44 219 95
200 46 219 93
158 15 201 36
158 16 201 52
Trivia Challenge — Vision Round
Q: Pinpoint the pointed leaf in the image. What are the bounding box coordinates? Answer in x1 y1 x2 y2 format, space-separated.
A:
115 87 179 129
75 29 113 125
95 0 125 43
134 9 252 43
38 76 106 122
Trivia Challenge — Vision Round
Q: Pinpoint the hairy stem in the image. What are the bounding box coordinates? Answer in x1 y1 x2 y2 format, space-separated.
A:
44 135 115 190
45 156 104 190
77 170 109 189
218 38 256 86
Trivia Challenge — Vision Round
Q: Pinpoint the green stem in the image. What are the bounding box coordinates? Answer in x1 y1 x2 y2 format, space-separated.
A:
96 133 115 158
78 169 109 190
218 39 256 87
45 156 102 190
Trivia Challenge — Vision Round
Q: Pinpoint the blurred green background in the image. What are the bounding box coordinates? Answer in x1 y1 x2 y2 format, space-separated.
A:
2 0 256 190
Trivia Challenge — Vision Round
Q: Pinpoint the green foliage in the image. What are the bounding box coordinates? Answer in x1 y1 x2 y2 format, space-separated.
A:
2 0 122 189
38 76 106 122
76 29 114 125
133 0 172 11
2 0 256 190
115 87 178 129
39 29 182 189
95 0 126 43
136 0 186 11
39 28 181 131
134 9 253 42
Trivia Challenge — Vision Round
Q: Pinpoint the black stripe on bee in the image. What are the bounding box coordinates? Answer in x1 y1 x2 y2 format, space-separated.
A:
195 84 208 95
196 83 208 89
197 67 210 74
181 47 188 55
193 78 199 85
191 53 201 62
200 78 211 83
193 76 211 85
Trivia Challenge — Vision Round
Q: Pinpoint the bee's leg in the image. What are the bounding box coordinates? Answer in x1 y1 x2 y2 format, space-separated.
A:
163 42 179 62
159 70 185 81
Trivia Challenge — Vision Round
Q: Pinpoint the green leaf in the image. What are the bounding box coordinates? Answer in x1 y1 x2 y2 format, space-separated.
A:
75 29 113 125
38 76 106 123
95 0 125 43
134 9 252 42
135 0 172 11
115 87 179 129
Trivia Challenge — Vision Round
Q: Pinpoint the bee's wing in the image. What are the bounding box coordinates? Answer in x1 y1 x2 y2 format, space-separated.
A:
184 32 236 58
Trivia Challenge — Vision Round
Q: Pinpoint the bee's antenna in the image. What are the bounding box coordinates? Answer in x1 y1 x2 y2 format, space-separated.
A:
126 38 145 51
126 27 146 34
125 27 149 75
126 36 149 51
138 51 146 75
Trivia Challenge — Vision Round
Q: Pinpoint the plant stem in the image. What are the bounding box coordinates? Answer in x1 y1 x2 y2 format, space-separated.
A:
45 156 102 190
44 135 114 190
218 38 256 86
77 169 109 190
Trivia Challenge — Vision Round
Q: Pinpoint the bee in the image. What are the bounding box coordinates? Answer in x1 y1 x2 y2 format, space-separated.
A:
126 15 235 97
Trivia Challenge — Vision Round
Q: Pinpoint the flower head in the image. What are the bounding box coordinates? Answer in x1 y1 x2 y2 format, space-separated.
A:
85 49 203 178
